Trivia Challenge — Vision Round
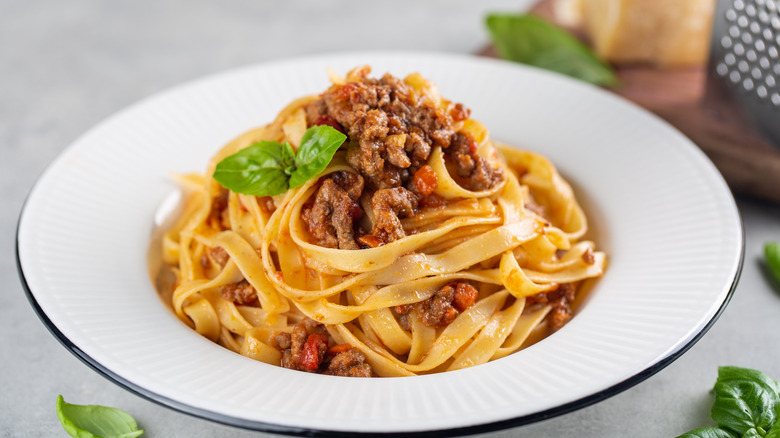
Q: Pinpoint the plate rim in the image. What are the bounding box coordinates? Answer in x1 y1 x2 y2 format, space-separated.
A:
14 227 744 436
15 50 746 436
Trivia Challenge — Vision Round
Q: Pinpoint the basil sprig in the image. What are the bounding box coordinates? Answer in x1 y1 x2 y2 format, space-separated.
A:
485 13 618 86
56 395 144 438
766 242 780 285
679 366 780 438
213 125 347 197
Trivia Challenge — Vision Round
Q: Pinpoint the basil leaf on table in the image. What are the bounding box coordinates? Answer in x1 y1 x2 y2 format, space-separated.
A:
213 125 346 197
289 125 347 188
678 366 780 438
485 13 618 86
56 395 144 438
711 367 780 436
766 242 780 285
767 420 780 438
678 427 738 438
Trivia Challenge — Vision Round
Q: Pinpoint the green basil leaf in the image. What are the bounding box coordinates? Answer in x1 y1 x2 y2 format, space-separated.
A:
766 420 780 438
485 13 618 86
743 428 766 438
711 366 780 436
280 140 296 175
289 125 347 188
677 427 738 438
766 242 780 285
56 395 144 438
213 140 290 196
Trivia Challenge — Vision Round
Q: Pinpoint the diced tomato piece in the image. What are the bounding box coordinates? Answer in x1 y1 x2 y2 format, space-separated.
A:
452 282 478 312
331 83 357 102
467 136 478 155
357 235 385 248
299 333 328 370
441 307 459 326
449 103 471 122
313 114 344 133
393 304 412 314
327 343 353 355
413 165 438 196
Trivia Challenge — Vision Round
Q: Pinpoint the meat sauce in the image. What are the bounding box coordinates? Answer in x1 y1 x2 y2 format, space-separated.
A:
301 70 503 250
271 318 372 377
204 71 580 378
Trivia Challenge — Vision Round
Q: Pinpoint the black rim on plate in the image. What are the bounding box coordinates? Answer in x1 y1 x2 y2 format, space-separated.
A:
15 192 745 437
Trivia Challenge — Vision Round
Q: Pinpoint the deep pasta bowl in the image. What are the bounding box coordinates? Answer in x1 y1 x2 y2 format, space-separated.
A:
16 52 743 436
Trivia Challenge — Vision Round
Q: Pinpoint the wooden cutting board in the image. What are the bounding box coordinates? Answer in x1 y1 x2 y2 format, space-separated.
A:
479 0 780 204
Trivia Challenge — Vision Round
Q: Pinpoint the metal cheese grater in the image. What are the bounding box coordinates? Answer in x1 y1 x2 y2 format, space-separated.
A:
711 0 780 147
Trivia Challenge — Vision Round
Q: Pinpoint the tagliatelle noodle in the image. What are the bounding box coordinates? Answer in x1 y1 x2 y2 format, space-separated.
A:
158 68 606 377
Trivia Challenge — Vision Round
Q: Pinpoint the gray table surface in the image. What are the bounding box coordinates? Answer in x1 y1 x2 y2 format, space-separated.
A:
3 1 779 437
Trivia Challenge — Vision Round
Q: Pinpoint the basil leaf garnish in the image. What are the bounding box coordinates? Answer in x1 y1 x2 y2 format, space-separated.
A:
711 367 780 436
213 140 291 197
678 427 738 438
485 13 618 86
290 125 347 188
56 395 144 438
213 125 346 197
766 242 780 285
280 140 296 176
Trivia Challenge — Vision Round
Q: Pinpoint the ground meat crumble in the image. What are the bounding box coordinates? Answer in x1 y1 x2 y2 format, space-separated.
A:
271 318 373 377
526 283 577 332
301 171 364 250
208 188 230 230
220 280 258 306
301 68 503 250
394 281 479 329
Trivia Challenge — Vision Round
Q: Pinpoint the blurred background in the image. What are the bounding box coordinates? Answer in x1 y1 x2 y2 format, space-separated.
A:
2 0 779 437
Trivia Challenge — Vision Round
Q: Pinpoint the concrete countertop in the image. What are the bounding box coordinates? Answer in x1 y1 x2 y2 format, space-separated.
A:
2 1 779 436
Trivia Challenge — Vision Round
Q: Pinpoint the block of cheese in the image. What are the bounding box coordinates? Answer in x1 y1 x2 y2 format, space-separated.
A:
576 0 715 67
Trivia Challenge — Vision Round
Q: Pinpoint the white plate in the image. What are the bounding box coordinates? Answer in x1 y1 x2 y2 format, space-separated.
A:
16 52 743 435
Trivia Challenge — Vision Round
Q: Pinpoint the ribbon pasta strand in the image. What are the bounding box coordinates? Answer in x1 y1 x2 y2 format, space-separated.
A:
156 68 606 377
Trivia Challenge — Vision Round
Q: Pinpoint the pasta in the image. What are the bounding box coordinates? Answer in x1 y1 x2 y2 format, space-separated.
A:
158 66 606 377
